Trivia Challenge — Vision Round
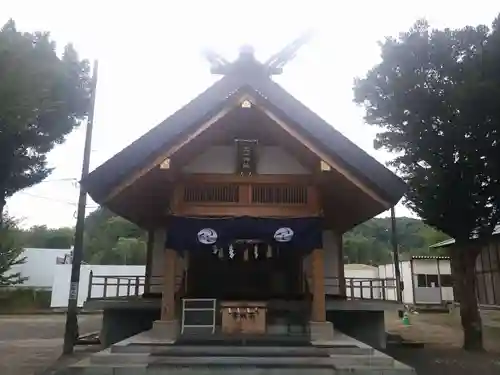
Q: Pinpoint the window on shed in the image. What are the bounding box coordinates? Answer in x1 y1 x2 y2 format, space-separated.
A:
440 275 453 287
427 274 439 287
417 274 427 287
416 274 441 287
385 279 396 287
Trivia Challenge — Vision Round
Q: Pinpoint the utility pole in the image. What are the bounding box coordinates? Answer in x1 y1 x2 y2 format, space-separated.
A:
63 60 99 355
390 206 403 303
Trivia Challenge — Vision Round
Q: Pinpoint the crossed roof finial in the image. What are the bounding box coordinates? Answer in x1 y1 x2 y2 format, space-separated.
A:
203 30 314 76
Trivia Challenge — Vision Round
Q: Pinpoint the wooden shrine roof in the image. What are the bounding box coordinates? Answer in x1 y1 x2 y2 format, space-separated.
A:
82 59 407 207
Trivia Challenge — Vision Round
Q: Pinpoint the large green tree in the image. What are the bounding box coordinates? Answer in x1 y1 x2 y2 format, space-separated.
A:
354 18 500 351
17 225 74 249
0 19 91 218
0 215 27 286
343 217 448 264
83 208 146 265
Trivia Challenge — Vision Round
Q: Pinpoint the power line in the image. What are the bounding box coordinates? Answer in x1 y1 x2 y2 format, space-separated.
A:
17 191 98 208
39 177 78 183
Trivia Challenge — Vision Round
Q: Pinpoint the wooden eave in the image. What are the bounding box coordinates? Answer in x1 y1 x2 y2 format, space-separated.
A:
102 93 391 208
82 71 407 229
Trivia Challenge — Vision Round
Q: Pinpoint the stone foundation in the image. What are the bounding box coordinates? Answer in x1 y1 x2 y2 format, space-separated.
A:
309 321 334 342
151 319 179 341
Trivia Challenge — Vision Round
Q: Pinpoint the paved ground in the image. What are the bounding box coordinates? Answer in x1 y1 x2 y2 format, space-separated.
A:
1 310 500 375
385 309 500 375
0 314 102 375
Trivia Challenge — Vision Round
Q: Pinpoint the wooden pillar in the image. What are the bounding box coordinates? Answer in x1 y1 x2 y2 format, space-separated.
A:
161 248 177 321
337 233 346 297
311 248 326 322
144 230 154 294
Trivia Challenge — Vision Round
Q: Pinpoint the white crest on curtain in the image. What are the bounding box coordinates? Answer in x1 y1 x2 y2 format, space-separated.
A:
197 228 218 245
274 227 294 242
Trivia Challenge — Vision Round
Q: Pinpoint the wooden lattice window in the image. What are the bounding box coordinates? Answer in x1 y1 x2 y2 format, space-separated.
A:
183 184 239 203
251 185 308 205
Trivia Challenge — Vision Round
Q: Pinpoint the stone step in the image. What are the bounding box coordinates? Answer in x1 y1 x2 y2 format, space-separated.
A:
334 366 417 375
69 361 335 375
111 343 374 356
67 364 415 375
91 352 393 368
149 356 337 368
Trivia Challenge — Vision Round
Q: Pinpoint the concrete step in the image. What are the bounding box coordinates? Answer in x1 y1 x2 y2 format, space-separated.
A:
111 343 374 356
69 361 335 375
91 353 335 367
90 352 393 368
150 355 337 367
69 364 415 375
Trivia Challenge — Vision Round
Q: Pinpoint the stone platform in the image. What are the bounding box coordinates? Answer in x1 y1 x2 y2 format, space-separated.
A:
65 330 415 374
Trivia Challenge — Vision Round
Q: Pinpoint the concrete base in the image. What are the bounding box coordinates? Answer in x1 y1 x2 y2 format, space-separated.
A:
100 307 159 348
151 319 179 340
308 321 334 342
327 310 386 349
70 330 416 374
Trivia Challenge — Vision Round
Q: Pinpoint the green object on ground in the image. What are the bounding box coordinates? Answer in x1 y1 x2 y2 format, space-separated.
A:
402 312 410 326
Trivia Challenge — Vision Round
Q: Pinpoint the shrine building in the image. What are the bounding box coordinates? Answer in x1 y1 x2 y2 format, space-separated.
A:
81 46 407 348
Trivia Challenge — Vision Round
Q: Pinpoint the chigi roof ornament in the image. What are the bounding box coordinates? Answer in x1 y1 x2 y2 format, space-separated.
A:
202 29 314 76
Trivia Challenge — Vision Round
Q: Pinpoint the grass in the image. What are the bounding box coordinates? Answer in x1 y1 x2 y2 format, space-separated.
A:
0 287 52 313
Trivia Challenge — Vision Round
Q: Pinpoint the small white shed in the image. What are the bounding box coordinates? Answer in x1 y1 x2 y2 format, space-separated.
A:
378 256 454 305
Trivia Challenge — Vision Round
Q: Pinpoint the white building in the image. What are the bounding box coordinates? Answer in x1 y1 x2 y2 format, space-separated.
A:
50 264 146 308
344 264 380 299
344 256 454 306
7 247 72 290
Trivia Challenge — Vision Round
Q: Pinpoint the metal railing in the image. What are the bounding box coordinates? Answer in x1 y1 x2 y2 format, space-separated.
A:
324 276 398 301
181 298 217 334
87 272 184 300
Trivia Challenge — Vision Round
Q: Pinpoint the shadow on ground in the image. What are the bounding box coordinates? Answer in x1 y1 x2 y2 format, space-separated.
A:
386 345 500 375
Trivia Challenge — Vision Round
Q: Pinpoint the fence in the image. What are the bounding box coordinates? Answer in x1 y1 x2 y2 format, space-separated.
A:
324 277 398 301
87 272 184 300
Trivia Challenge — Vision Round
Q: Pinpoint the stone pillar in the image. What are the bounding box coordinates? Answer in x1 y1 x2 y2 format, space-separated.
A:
309 247 334 342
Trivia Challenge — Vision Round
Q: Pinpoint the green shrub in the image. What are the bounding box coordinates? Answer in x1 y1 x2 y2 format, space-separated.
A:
0 287 52 312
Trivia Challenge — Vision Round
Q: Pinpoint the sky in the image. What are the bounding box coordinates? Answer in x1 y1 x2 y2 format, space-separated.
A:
2 0 500 229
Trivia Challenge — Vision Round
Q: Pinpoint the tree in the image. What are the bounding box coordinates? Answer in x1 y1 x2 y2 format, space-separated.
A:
16 225 74 249
0 19 91 218
90 237 147 265
0 215 27 286
83 208 146 265
353 17 500 351
343 217 448 264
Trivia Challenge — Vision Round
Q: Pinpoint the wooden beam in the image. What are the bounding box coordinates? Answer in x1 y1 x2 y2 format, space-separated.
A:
337 233 346 297
311 248 326 322
144 230 154 294
179 173 318 184
172 204 320 218
161 248 177 321
103 106 234 202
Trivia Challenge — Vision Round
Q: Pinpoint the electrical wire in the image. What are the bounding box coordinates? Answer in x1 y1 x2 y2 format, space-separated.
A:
16 191 98 209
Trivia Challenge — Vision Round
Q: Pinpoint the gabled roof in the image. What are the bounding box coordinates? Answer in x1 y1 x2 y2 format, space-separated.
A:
82 61 407 206
430 225 500 249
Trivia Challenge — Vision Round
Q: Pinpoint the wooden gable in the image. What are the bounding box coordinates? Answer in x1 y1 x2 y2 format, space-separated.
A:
82 51 406 231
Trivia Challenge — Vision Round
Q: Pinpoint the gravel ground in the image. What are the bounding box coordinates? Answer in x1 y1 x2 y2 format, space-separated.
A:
385 309 500 375
0 314 101 375
1 310 500 375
